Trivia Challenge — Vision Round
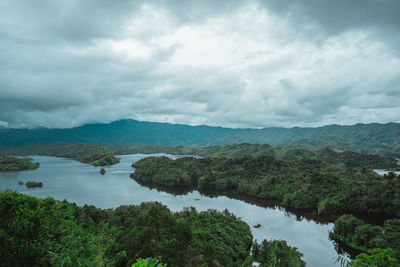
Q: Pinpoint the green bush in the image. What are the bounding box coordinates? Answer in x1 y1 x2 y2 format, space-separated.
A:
348 248 399 267
132 257 166 267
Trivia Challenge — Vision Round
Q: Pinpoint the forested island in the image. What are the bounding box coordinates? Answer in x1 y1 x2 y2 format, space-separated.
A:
0 143 119 166
0 156 39 171
114 143 399 169
0 191 305 266
131 155 400 218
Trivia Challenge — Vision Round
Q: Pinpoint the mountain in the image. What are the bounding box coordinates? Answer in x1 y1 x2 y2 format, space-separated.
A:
0 119 399 157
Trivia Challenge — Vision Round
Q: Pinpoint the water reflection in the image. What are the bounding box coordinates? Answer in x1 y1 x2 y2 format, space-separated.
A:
135 179 338 225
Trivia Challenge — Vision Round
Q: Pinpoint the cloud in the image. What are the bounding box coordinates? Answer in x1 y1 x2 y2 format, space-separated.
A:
0 0 399 128
259 0 400 35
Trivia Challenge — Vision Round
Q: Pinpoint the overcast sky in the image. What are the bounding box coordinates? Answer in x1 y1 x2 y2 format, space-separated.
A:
1 0 400 129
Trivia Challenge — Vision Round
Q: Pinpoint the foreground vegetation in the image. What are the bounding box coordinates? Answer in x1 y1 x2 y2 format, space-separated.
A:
131 156 400 219
114 143 398 169
0 191 305 266
0 156 39 171
0 143 119 166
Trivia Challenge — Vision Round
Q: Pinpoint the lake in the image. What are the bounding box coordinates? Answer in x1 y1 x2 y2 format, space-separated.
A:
0 154 349 267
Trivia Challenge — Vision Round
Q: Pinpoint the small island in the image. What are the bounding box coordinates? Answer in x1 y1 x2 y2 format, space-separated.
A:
100 168 106 175
25 181 43 188
0 156 40 171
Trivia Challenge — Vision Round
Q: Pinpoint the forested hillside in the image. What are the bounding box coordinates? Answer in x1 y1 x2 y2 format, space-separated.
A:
1 120 399 156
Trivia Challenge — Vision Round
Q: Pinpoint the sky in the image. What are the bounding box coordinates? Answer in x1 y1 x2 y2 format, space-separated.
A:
1 0 400 129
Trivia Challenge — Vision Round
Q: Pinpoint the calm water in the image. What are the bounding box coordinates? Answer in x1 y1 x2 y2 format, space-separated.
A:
0 154 347 267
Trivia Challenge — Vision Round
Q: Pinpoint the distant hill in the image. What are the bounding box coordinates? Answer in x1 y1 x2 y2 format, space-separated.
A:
0 143 119 166
0 119 399 157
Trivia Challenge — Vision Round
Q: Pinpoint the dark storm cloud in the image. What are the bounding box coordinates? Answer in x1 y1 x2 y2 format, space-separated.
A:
260 0 400 34
0 0 141 42
0 0 399 128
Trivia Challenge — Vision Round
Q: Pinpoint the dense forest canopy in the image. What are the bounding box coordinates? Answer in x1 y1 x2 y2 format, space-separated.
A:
3 142 397 170
0 191 305 267
113 143 399 170
330 214 400 266
131 154 400 265
131 155 400 219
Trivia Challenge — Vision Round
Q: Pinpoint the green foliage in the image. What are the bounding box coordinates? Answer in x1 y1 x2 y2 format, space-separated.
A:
0 156 39 171
348 248 399 267
177 207 253 266
100 168 106 175
330 215 400 259
132 156 400 218
25 181 43 188
251 240 305 267
114 202 192 266
0 191 113 266
132 257 166 267
1 191 277 266
115 143 398 169
1 143 119 166
18 180 24 185
283 147 397 169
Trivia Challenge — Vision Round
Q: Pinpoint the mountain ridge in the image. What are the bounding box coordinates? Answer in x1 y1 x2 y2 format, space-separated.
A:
0 119 399 157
